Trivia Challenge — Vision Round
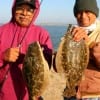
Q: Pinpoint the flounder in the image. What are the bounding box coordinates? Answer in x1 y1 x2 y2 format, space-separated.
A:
22 41 50 100
55 24 89 98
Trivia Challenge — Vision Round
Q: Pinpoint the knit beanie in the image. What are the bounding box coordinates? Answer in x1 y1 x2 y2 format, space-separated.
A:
16 0 36 8
73 0 99 17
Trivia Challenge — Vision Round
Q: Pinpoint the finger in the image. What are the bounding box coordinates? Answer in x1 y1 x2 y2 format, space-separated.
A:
93 52 100 57
73 32 85 41
89 42 96 48
93 43 100 52
96 42 100 47
4 48 19 62
71 27 79 35
41 47 44 51
72 27 85 37
14 47 20 52
5 55 18 62
9 53 19 62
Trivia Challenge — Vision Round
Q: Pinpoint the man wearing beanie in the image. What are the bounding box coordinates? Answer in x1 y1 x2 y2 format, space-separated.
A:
71 0 100 100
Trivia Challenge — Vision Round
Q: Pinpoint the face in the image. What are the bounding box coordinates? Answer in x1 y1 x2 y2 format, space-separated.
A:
76 11 96 27
15 4 35 27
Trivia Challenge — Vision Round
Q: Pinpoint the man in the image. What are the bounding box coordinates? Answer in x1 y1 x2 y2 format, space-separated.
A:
0 0 53 100
72 0 100 100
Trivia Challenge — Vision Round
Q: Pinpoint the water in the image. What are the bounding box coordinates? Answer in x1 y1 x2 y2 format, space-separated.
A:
43 25 68 50
0 24 68 50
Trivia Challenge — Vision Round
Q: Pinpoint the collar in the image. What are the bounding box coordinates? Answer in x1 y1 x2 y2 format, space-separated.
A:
76 20 97 35
81 21 96 32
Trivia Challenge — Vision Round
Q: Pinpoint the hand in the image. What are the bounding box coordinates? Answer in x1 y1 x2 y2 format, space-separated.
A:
72 26 89 42
4 47 19 62
92 42 100 67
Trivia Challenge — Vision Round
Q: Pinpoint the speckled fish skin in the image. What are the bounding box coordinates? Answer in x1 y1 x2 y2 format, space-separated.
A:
23 41 50 100
55 24 89 98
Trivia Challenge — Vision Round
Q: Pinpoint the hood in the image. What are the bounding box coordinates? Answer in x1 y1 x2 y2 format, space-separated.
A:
11 0 40 24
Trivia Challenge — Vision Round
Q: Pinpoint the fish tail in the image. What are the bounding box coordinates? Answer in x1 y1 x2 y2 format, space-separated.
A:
63 86 76 98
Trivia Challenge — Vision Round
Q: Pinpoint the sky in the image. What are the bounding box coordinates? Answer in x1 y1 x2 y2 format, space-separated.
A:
0 0 100 25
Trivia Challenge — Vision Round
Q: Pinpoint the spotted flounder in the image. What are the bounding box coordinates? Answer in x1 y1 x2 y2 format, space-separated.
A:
55 24 89 97
23 41 50 100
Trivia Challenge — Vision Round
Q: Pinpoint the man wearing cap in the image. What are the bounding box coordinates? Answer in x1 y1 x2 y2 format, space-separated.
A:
71 0 100 100
0 0 53 100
